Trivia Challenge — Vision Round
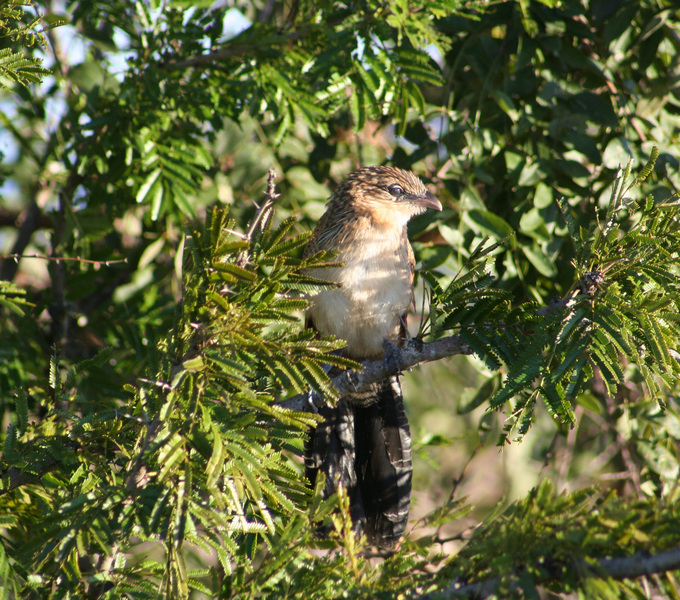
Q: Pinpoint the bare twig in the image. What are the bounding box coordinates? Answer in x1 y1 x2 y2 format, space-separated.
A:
48 193 67 346
235 168 279 266
0 254 128 267
251 167 279 234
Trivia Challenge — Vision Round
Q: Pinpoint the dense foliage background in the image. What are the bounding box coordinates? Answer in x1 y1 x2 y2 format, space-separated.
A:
2 0 680 598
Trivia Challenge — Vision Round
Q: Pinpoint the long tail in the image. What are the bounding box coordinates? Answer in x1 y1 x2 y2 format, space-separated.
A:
304 375 413 548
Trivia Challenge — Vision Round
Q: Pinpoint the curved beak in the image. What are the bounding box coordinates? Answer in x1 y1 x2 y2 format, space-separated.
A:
416 191 442 212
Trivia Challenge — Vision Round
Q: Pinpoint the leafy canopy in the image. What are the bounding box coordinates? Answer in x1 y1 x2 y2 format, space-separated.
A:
2 1 680 599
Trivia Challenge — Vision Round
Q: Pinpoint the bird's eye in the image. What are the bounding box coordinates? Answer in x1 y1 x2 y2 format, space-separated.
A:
388 184 404 197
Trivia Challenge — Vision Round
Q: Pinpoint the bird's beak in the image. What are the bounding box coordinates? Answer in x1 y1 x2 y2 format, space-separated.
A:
416 191 442 212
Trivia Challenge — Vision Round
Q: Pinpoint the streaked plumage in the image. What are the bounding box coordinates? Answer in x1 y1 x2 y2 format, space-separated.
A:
304 166 441 547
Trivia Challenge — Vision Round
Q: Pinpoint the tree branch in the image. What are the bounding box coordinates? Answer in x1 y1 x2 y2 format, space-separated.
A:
417 546 680 599
159 19 345 71
235 168 278 266
0 461 59 496
160 29 312 70
0 254 128 267
598 546 680 579
279 269 605 414
279 334 473 412
0 200 42 282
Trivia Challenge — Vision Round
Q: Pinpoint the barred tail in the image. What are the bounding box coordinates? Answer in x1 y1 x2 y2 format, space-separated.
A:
304 375 413 548
355 375 412 547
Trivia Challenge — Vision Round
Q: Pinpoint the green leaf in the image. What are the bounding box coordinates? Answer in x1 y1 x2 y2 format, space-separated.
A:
465 210 515 239
136 168 162 204
521 245 557 277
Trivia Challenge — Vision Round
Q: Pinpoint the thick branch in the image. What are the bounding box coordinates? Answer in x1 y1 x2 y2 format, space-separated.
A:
419 546 680 599
279 334 473 412
599 546 680 579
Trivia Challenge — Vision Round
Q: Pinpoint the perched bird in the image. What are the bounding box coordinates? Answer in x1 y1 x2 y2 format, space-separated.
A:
303 165 442 547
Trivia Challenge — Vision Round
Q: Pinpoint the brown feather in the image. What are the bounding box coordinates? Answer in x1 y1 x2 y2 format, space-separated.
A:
303 165 440 547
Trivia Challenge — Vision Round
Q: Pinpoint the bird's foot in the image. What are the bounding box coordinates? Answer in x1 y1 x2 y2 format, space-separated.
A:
383 339 402 376
398 314 413 344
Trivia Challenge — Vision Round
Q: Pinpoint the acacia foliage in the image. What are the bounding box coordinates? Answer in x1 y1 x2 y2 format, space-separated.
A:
1 1 680 599
425 151 680 444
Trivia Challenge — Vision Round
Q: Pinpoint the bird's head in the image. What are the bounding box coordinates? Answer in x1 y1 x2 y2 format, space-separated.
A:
332 166 442 227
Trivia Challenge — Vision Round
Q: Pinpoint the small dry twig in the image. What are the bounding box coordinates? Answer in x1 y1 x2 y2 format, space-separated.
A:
1 254 128 267
235 168 279 266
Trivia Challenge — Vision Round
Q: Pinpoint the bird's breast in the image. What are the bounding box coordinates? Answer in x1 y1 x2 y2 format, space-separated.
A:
306 231 413 360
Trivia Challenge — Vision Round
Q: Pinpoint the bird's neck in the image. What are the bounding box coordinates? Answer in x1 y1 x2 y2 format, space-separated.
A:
322 206 409 250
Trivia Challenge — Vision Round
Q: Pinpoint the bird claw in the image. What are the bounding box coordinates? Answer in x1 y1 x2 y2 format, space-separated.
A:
398 315 413 344
306 389 321 413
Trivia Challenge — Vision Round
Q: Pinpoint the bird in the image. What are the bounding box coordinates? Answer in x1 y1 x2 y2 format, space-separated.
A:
303 165 442 548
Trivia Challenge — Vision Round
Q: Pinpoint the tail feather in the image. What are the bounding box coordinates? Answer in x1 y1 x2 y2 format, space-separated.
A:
304 398 365 535
355 376 412 547
304 375 413 548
